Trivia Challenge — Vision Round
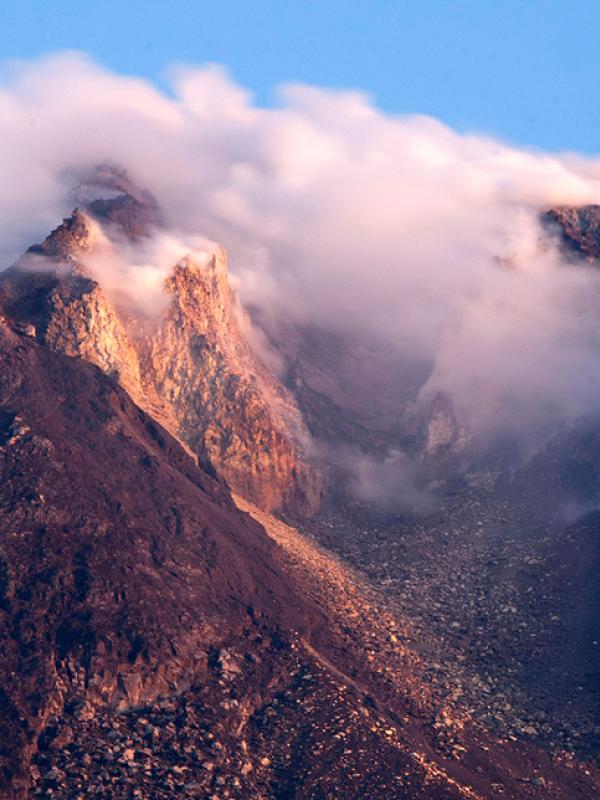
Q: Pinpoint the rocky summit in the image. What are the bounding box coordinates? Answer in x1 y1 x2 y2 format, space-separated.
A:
0 170 600 799
0 172 322 516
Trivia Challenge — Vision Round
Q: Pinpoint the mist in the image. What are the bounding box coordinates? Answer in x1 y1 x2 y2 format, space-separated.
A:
3 51 600 456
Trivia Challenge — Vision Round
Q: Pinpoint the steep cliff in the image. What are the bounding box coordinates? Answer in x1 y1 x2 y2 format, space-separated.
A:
543 204 600 262
0 212 145 406
0 318 312 797
0 178 322 515
142 252 320 512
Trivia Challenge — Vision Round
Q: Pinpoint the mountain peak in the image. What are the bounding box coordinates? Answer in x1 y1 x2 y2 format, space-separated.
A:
0 189 322 516
70 163 163 239
25 209 100 263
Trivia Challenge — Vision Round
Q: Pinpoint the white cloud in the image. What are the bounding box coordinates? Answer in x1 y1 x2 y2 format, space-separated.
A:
3 51 600 450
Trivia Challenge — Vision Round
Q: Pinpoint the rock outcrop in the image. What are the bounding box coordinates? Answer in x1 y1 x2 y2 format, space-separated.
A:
543 204 600 261
143 252 320 513
0 173 322 515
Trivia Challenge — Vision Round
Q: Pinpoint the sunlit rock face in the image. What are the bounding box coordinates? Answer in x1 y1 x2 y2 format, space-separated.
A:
0 211 144 402
0 316 314 797
142 250 322 514
0 171 322 515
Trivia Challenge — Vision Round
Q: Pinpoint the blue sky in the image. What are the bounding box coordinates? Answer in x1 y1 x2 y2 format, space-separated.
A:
2 0 599 153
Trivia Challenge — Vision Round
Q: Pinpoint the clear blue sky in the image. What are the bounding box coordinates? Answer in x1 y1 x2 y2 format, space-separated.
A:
2 0 599 153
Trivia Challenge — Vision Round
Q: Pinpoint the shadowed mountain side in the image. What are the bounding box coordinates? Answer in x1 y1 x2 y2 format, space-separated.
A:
0 319 315 797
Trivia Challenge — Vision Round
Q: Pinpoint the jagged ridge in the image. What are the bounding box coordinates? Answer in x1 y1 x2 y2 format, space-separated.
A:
0 176 323 515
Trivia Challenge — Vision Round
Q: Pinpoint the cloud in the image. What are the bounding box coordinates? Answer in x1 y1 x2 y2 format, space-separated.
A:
339 447 434 512
82 228 222 316
3 51 600 456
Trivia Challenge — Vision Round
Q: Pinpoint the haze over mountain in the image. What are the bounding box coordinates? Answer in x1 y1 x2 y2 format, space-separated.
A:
4 53 600 468
1 52 600 799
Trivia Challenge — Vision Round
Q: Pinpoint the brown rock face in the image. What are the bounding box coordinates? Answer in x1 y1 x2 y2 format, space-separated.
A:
543 205 600 261
0 319 312 796
0 192 322 516
0 220 144 406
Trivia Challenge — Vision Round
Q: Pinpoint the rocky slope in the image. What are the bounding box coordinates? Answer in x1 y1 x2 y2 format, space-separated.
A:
246 207 600 789
0 316 313 798
0 171 321 515
4 317 600 799
3 172 600 798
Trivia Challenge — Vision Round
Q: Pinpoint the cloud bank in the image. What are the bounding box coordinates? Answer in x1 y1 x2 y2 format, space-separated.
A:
3 51 600 451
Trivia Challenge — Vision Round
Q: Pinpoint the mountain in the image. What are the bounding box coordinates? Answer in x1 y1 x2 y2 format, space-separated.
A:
1 317 598 799
1 172 600 798
69 163 164 238
0 316 313 797
0 170 322 516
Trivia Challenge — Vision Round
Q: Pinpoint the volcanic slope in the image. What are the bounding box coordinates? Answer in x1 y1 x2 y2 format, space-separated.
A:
1 316 599 798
